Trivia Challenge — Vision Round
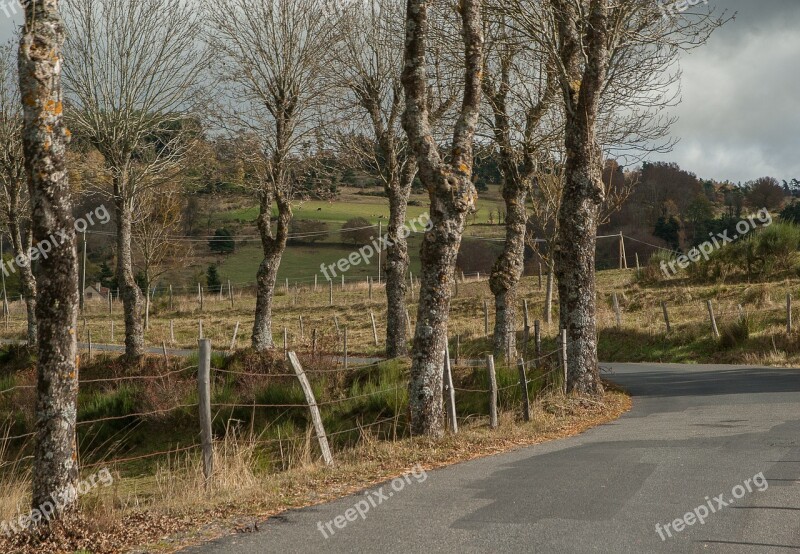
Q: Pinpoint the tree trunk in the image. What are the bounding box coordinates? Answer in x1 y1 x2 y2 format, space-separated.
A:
384 161 415 357
115 194 145 360
555 185 603 394
19 0 81 512
9 217 37 347
402 0 483 437
551 0 608 395
410 191 473 437
252 191 290 351
490 185 527 362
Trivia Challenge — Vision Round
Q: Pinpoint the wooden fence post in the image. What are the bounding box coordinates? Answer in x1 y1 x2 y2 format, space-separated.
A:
538 262 543 291
343 326 348 369
444 343 458 434
170 319 175 344
619 232 628 270
162 340 168 364
299 315 304 339
288 352 333 466
228 280 234 309
199 283 204 312
635 252 641 277
312 328 318 356
560 329 568 394
522 299 530 360
370 311 379 347
230 321 240 352
111 320 115 343
486 355 498 429
661 302 671 334
198 339 214 484
706 300 720 338
534 320 542 368
612 293 622 329
518 358 531 422
199 320 203 339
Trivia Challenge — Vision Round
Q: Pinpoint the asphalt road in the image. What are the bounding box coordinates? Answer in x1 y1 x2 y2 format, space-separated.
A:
180 363 800 553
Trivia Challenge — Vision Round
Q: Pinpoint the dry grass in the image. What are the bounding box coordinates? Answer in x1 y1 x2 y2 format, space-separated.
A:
0 388 629 554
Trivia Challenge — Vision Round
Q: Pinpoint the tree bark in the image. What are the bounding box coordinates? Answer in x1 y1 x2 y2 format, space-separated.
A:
550 0 608 395
384 160 416 357
402 0 483 437
252 190 290 351
114 188 145 360
489 185 526 361
18 0 81 512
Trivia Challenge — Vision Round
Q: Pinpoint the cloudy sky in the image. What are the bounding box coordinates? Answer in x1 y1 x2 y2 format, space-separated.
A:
0 0 797 184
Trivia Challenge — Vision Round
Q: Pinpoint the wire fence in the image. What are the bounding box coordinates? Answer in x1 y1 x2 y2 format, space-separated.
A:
0 332 568 476
0 227 792 479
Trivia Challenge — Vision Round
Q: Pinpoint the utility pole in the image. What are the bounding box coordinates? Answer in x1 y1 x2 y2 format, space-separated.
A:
80 231 87 313
377 220 382 285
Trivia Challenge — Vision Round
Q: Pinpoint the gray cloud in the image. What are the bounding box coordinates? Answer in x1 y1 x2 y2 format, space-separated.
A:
0 1 797 184
650 0 800 183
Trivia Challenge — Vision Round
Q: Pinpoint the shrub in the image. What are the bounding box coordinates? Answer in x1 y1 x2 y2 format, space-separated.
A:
753 222 800 273
209 228 236 254
720 314 751 349
289 219 329 244
206 265 222 293
341 217 375 246
639 250 675 283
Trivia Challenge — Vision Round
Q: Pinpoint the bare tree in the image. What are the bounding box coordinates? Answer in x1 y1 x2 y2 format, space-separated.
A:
62 0 207 360
481 13 558 361
133 183 190 330
0 41 36 346
403 0 484 436
329 0 459 357
516 0 726 393
18 0 80 513
205 0 333 351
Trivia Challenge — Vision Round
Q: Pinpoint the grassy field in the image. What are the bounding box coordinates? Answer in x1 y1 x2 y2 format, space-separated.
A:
216 189 505 226
4 264 800 368
176 187 508 287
